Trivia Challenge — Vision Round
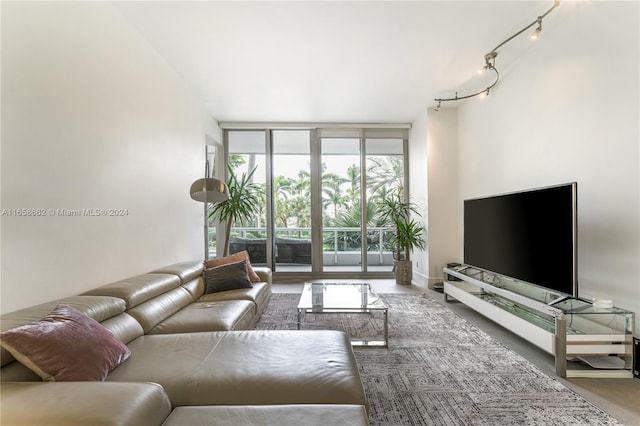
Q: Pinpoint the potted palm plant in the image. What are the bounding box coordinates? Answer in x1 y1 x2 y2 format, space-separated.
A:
209 165 261 257
378 191 426 284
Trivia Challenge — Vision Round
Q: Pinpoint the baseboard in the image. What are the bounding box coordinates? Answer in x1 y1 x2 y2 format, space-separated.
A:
412 270 429 288
412 271 443 290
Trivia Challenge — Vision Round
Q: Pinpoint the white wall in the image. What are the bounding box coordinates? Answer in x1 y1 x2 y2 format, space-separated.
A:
409 110 428 286
1 2 217 313
411 107 460 288
456 2 639 332
426 108 459 286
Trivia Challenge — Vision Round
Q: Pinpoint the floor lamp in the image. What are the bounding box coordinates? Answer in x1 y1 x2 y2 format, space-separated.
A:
190 162 228 260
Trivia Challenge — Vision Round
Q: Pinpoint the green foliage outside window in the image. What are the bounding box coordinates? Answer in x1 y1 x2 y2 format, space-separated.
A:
223 153 408 252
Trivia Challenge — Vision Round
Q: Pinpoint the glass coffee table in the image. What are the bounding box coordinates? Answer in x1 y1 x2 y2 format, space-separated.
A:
297 282 388 348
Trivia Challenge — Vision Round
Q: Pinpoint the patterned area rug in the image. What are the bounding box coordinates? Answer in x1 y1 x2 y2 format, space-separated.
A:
256 293 621 426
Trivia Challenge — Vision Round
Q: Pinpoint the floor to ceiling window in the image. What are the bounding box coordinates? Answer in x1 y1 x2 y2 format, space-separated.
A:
272 130 312 272
222 125 408 275
320 133 362 272
365 135 407 271
220 130 268 264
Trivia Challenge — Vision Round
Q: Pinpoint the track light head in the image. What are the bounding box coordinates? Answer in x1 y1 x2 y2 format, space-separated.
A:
479 52 497 74
530 17 543 39
484 52 498 64
530 27 541 39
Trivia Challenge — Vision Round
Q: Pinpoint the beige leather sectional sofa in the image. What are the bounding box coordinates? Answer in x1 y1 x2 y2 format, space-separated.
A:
0 261 369 425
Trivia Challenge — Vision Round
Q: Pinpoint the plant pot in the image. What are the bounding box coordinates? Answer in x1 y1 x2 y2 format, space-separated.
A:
393 260 412 285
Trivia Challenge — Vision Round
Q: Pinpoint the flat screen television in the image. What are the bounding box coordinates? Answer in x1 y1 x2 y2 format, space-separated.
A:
463 183 577 296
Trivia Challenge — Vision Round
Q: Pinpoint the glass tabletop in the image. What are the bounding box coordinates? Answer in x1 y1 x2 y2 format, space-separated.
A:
552 297 633 315
297 282 386 312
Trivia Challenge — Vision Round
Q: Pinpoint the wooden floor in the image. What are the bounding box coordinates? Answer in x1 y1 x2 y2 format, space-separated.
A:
272 279 640 426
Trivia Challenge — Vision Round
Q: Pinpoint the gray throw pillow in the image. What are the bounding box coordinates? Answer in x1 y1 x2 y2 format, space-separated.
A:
203 260 253 294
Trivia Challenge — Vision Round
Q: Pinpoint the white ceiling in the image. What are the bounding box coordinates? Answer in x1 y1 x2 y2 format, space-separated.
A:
113 1 554 123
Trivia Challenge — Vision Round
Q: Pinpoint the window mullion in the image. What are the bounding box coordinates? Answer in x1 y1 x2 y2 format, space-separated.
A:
310 129 323 273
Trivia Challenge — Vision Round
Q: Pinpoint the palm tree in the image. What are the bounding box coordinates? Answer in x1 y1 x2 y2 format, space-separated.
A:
273 175 294 227
291 170 312 230
227 154 246 170
330 200 387 251
322 172 349 217
367 156 404 195
346 164 360 200
368 185 395 207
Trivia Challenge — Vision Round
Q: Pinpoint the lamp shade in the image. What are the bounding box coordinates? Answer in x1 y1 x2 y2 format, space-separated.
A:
190 177 229 203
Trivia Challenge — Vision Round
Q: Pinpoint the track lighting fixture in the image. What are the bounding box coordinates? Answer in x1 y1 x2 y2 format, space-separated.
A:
434 0 560 109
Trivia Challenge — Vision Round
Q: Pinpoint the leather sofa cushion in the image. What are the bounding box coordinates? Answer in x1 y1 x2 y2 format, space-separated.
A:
181 277 205 300
0 358 42 382
164 404 369 426
100 313 145 344
0 296 126 331
107 330 367 407
1 382 171 426
147 300 255 334
197 282 270 314
82 274 180 309
126 287 193 333
252 266 272 284
149 260 202 283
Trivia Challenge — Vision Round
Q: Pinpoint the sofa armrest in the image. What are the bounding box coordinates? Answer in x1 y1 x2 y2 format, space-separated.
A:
0 382 172 426
252 267 272 285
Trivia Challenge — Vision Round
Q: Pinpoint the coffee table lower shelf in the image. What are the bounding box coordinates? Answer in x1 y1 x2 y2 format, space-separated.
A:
296 308 388 348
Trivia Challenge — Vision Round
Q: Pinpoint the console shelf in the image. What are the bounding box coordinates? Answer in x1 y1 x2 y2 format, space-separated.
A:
443 266 634 378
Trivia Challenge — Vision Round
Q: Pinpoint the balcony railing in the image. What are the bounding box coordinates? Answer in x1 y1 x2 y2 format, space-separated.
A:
211 227 394 266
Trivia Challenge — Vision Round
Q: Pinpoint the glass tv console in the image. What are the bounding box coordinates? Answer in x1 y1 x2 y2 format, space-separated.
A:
443 265 634 378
